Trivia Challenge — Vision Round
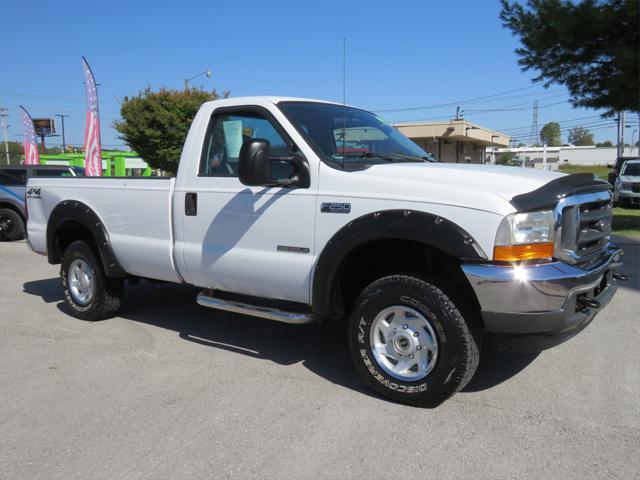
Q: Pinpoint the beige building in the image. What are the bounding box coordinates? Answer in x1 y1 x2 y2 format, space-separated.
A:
394 119 510 163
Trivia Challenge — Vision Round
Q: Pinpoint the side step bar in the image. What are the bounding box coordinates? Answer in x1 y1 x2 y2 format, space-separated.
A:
196 293 315 325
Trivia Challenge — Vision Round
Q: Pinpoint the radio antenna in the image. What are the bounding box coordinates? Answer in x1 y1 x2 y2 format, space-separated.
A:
342 37 346 169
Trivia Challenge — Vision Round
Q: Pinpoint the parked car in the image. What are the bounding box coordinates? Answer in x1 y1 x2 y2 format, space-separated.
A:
613 159 640 206
0 164 83 241
608 156 639 185
25 97 625 407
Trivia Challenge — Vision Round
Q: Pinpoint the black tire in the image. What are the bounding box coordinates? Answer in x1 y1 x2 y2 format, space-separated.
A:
61 240 123 320
0 208 25 241
348 275 480 408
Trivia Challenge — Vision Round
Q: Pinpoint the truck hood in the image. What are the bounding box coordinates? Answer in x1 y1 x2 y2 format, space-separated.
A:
619 175 640 183
356 162 563 208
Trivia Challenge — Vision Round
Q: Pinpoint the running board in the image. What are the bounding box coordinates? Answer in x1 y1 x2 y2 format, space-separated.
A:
196 294 314 324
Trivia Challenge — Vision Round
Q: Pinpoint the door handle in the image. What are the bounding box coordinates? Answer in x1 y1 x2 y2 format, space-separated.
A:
185 192 197 216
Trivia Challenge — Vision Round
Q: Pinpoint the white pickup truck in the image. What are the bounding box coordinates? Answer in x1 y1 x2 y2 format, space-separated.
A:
26 97 625 407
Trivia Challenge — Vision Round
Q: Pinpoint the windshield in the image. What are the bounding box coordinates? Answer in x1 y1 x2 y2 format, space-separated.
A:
278 102 437 168
621 162 640 176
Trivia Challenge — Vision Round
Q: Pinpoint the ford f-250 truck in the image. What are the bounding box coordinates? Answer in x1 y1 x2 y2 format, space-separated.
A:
26 97 625 407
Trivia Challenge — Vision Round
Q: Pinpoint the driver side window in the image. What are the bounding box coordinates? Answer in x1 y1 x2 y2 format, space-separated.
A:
199 110 291 177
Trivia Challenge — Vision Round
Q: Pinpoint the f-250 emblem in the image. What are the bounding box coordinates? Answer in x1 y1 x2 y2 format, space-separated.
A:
26 187 41 199
321 202 351 214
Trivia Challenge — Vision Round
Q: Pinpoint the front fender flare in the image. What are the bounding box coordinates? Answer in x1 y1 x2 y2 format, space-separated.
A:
311 209 487 317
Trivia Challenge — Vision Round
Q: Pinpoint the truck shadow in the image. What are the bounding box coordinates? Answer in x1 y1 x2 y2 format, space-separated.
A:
23 278 541 398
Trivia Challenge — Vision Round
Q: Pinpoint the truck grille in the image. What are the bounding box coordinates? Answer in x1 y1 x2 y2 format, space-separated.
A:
555 191 612 265
632 183 640 193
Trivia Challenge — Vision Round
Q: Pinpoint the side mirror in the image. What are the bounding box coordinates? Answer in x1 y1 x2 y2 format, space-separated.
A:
238 139 310 188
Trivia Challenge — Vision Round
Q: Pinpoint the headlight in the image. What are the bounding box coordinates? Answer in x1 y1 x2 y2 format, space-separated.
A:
619 182 632 191
494 210 555 261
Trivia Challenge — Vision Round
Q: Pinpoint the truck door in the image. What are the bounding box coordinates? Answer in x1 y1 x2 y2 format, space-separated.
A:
174 106 316 304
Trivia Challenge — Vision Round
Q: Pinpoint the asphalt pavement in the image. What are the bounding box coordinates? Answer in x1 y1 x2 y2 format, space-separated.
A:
1 239 638 480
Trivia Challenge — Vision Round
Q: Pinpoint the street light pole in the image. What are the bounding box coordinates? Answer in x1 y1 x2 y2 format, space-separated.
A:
55 113 69 152
184 69 212 90
0 107 9 164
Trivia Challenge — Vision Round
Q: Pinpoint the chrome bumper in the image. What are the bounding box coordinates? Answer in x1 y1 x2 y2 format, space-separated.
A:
461 246 623 351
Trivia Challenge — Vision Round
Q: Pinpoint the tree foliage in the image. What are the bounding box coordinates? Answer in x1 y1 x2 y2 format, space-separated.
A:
596 140 614 147
496 151 517 165
568 126 595 146
3 140 64 165
539 121 562 146
500 0 639 115
114 87 228 173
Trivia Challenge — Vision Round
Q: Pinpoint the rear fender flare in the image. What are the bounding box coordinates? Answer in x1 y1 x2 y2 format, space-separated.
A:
46 200 125 277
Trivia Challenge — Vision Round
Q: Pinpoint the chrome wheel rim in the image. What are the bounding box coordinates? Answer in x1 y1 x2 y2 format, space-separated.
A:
68 259 95 305
369 305 439 381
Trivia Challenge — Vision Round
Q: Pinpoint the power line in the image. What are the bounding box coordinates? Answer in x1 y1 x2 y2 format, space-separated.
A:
466 100 568 114
373 84 542 113
494 114 604 133
0 91 120 104
510 123 621 142
464 93 570 112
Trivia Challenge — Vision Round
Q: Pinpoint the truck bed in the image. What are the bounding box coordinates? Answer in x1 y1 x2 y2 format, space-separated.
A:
27 177 181 283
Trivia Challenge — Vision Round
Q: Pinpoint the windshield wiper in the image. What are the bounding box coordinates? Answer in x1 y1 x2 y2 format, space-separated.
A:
345 152 426 163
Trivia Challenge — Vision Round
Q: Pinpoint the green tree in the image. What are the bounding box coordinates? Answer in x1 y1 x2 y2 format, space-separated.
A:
539 121 562 146
3 140 62 165
500 0 639 115
496 151 516 165
568 126 595 146
596 140 614 147
114 87 228 173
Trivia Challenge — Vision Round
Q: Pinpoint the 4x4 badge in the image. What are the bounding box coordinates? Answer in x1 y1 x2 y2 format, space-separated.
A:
26 187 41 198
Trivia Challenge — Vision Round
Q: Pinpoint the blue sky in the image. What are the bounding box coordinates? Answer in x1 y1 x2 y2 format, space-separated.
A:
3 0 636 150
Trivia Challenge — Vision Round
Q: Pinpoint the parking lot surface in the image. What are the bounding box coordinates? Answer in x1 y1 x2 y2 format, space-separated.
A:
1 240 639 480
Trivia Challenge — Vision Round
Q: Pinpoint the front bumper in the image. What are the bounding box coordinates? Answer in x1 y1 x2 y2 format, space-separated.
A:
615 190 640 204
461 246 623 352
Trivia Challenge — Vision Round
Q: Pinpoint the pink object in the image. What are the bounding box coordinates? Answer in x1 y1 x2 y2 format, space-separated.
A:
82 57 102 176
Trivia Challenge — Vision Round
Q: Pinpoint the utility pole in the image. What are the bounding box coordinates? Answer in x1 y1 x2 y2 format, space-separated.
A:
0 107 9 164
529 101 538 146
620 111 626 156
55 113 70 152
455 106 463 120
616 112 621 157
617 111 627 157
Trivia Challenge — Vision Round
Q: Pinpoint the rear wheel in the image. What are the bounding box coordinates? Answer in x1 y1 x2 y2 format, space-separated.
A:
348 275 480 407
61 240 123 320
0 208 25 241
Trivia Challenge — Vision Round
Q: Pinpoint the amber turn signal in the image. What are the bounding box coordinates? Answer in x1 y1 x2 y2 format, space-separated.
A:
493 243 554 262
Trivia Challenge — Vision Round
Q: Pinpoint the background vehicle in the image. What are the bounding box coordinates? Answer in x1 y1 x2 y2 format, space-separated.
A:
608 156 639 185
0 165 83 241
613 159 640 206
25 97 625 407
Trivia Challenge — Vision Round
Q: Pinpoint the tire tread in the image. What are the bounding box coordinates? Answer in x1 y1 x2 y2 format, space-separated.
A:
349 274 480 407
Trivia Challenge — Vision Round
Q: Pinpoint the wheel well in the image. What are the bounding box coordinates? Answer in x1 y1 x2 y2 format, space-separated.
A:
329 239 482 324
49 220 97 263
0 202 25 221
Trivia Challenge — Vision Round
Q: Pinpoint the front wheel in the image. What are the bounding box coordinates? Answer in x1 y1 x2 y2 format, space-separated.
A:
61 240 123 320
348 275 480 407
